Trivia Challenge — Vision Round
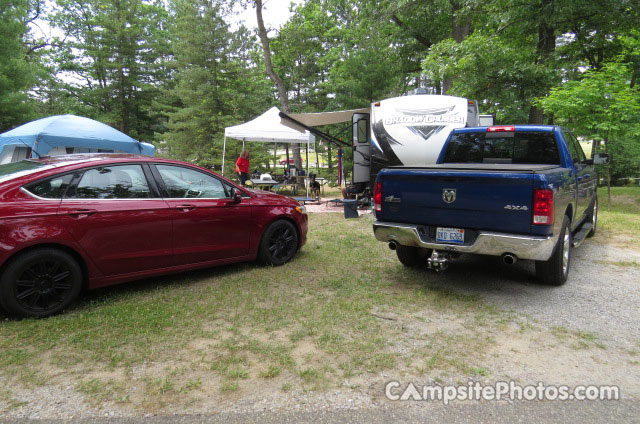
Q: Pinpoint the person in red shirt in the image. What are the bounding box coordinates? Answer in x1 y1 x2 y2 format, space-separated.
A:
235 149 250 185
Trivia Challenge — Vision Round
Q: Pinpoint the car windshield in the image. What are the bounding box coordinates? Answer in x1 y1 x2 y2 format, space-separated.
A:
443 132 561 165
0 160 50 183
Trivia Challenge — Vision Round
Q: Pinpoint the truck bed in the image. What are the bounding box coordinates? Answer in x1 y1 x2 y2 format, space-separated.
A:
376 166 559 235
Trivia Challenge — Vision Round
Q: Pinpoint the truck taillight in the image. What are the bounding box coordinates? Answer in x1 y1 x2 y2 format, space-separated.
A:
487 125 515 132
374 182 382 212
533 189 554 225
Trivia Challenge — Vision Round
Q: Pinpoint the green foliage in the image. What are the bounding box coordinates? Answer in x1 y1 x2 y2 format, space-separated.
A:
47 0 171 142
159 0 273 171
537 32 640 179
0 0 38 131
423 33 555 123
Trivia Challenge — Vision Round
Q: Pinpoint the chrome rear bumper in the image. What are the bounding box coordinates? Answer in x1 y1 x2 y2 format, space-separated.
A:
373 221 558 261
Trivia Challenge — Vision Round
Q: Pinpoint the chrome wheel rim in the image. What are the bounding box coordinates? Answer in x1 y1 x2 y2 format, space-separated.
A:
592 200 598 229
562 233 570 276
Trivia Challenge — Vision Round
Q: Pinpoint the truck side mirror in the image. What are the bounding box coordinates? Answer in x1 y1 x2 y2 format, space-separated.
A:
592 152 610 165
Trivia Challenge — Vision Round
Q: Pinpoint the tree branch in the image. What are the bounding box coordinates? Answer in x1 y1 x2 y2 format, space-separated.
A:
390 14 432 48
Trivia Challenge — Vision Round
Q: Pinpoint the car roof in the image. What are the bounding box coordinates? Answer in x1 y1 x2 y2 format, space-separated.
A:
26 153 202 171
3 154 223 183
34 153 154 166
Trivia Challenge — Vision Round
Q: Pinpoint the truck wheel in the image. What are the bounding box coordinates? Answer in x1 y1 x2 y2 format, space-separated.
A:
535 216 571 286
396 245 432 267
586 196 597 238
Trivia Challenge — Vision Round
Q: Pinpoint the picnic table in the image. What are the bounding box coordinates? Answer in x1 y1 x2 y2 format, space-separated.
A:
250 179 278 191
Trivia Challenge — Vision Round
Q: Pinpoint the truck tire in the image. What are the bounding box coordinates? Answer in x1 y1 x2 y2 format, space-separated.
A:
396 245 432 267
535 216 571 286
586 196 597 238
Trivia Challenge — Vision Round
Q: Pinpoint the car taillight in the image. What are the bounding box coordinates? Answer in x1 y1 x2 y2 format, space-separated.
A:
533 189 554 225
487 125 515 132
373 182 382 212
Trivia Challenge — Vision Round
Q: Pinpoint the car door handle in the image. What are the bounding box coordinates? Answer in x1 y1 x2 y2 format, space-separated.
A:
69 209 97 218
175 204 196 212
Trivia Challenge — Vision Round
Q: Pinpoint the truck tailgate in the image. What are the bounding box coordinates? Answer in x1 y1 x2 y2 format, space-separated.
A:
378 169 540 234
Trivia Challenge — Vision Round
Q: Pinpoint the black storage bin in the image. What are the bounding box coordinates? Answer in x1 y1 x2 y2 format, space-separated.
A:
343 199 358 218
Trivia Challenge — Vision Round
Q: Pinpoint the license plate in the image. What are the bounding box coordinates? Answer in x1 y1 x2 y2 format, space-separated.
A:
436 227 465 244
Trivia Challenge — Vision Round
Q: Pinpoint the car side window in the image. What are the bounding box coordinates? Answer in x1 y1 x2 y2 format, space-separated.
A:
24 174 73 199
156 165 228 199
70 165 151 199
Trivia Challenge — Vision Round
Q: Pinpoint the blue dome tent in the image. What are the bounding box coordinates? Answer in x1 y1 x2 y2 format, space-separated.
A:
0 115 155 163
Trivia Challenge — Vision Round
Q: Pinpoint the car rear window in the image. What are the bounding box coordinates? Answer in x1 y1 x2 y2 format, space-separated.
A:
0 160 50 183
443 132 561 165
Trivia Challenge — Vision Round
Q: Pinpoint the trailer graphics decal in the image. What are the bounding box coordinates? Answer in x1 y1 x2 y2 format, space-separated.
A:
371 96 471 166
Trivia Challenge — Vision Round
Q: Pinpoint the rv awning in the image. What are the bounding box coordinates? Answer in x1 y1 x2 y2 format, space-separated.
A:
284 108 370 128
224 107 315 144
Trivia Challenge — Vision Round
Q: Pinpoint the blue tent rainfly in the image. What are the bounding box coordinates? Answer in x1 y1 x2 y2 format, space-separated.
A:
0 115 155 163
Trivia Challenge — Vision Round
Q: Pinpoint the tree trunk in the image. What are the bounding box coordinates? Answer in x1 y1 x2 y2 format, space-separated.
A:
255 0 302 169
529 0 555 124
605 136 611 209
443 0 471 94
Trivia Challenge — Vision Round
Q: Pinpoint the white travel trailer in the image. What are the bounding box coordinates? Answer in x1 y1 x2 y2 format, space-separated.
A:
282 92 493 194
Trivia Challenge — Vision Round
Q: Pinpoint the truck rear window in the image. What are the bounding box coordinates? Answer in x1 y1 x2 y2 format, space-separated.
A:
443 132 560 165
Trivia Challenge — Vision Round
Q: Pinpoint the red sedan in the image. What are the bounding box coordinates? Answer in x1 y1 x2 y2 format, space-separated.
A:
0 154 308 318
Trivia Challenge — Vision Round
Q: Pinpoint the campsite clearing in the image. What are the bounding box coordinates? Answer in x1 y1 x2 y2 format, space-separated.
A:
0 188 638 418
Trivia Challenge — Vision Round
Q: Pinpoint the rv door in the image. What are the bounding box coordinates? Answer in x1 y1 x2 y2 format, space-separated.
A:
352 113 370 184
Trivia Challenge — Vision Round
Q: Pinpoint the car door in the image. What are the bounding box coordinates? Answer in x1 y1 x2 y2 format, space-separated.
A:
152 164 252 265
58 163 174 277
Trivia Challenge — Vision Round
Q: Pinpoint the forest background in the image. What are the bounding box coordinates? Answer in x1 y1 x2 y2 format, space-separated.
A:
1 0 639 182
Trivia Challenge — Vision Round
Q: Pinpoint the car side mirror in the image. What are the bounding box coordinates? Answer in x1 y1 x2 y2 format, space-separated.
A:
230 187 242 204
592 152 610 165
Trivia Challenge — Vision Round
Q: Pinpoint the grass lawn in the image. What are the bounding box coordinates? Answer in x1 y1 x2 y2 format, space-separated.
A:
0 187 638 412
596 186 640 249
0 214 507 410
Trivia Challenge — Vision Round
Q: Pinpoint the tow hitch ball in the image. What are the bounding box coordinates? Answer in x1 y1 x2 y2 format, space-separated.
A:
427 250 450 272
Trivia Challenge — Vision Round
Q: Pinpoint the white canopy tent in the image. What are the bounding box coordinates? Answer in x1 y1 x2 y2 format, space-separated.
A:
222 107 315 177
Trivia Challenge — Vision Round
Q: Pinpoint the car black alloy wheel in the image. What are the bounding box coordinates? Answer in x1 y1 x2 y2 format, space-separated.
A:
268 226 296 261
16 259 74 312
258 220 299 266
0 248 83 318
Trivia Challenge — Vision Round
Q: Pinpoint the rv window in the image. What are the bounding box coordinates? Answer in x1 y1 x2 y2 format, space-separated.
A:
357 119 367 143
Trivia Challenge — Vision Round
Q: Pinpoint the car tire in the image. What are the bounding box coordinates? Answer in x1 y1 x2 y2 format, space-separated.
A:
258 220 299 266
535 216 571 286
0 248 83 318
586 196 597 238
396 245 432 267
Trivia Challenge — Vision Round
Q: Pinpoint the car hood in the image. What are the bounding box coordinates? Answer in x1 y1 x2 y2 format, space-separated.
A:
246 189 300 206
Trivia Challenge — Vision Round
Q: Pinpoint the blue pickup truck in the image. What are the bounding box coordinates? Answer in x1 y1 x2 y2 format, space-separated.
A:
372 125 609 285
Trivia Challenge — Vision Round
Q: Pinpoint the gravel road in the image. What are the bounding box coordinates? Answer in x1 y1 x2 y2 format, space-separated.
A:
2 399 638 424
424 240 640 350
